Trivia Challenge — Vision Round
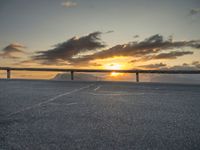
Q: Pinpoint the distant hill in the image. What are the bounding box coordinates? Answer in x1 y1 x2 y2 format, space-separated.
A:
53 73 134 81
53 73 200 84
53 73 103 81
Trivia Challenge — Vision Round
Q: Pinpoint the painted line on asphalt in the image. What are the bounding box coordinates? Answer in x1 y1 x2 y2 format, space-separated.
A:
94 85 101 91
7 84 93 117
88 92 140 96
48 102 78 106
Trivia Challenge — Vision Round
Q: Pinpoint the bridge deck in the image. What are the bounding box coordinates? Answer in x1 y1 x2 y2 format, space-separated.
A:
0 80 200 150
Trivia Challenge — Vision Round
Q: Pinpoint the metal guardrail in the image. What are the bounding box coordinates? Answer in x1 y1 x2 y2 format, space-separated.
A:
1 67 200 82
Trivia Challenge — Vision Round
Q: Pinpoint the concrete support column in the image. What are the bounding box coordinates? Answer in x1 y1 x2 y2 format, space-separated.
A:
71 71 74 80
136 72 139 82
7 69 11 79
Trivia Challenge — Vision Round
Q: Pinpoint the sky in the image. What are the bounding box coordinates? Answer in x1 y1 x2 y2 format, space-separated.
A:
0 0 200 75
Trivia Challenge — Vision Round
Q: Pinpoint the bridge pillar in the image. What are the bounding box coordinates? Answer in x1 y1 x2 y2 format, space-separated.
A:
136 72 139 82
7 69 11 79
71 71 74 80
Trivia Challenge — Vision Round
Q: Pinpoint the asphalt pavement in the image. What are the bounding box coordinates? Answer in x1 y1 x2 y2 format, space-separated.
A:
0 79 200 150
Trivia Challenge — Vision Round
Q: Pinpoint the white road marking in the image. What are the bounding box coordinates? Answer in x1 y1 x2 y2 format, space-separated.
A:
7 84 93 117
48 102 78 106
88 92 140 96
96 90 127 93
94 85 101 91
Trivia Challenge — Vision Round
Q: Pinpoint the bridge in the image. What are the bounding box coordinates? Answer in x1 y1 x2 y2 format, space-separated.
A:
1 67 200 149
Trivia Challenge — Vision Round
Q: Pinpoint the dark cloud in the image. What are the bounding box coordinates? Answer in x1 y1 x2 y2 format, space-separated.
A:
133 35 139 38
139 63 167 69
32 33 200 66
189 8 200 16
0 43 26 59
73 34 199 63
33 32 106 64
169 65 198 70
138 61 200 70
130 51 193 63
149 51 193 59
192 61 200 68
159 62 200 70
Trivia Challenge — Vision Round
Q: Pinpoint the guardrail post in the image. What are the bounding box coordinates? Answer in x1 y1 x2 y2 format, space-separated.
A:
7 69 11 79
71 71 74 80
136 72 139 82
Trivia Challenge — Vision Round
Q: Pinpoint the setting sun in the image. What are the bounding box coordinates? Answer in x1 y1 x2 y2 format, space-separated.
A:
104 63 124 77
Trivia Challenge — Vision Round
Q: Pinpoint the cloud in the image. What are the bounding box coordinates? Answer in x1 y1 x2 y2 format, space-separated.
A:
192 61 200 68
105 30 114 34
89 62 102 67
168 64 199 70
139 63 167 69
32 33 200 66
13 59 70 67
74 34 200 63
61 1 77 8
0 43 26 59
148 51 193 60
133 35 139 38
189 8 200 16
33 32 106 65
155 62 200 70
138 61 200 70
130 51 193 63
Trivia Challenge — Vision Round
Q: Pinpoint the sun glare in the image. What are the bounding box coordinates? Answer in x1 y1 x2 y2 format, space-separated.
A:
104 63 123 77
